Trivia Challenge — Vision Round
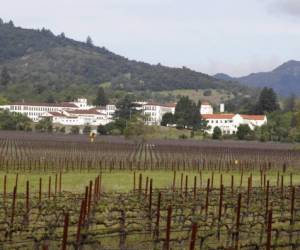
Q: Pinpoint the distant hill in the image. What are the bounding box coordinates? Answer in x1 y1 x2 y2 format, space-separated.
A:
0 19 253 102
214 60 300 96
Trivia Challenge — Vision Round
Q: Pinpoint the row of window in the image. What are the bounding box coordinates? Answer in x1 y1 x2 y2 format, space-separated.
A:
144 111 156 117
144 106 157 110
208 119 233 124
10 106 59 112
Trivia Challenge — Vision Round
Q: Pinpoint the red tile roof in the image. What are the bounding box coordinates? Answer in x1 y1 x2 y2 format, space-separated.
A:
202 114 235 119
240 115 265 121
66 109 105 115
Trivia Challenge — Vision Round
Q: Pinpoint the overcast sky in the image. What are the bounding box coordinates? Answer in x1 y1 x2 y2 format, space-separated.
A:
1 0 300 76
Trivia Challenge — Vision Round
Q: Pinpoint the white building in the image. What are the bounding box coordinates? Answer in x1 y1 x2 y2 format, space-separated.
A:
203 113 267 135
97 104 116 120
0 101 78 122
200 102 213 115
143 103 176 126
69 98 94 110
43 109 109 126
0 98 116 126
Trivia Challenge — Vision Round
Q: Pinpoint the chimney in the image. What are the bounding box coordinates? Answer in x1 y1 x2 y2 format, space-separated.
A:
220 103 225 113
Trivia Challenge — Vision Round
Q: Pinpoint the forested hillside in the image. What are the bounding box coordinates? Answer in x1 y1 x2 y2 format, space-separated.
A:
0 19 253 102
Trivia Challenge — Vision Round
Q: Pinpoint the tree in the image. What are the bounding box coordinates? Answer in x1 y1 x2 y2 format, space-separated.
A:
114 94 140 120
255 87 280 114
161 113 174 126
0 110 31 131
236 124 251 140
46 95 55 103
35 117 53 132
93 87 109 106
284 94 296 112
70 126 80 134
83 125 91 134
212 126 222 139
86 36 93 46
97 125 108 135
1 67 11 86
0 96 8 105
59 127 66 133
123 115 154 143
174 96 205 130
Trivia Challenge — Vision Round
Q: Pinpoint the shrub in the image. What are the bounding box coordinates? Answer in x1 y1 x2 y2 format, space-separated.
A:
70 126 80 134
236 124 251 140
97 125 108 135
203 90 212 96
179 134 188 139
212 126 222 139
83 125 91 134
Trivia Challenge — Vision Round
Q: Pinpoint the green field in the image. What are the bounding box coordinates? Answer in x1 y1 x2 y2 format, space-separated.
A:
2 170 299 193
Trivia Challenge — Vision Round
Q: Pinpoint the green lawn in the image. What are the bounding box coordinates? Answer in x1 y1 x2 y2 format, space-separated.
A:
1 170 299 194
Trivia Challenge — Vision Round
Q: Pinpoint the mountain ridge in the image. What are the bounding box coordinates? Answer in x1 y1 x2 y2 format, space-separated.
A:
0 19 253 102
214 60 300 96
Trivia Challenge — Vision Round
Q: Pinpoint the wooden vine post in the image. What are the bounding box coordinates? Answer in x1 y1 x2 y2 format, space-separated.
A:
155 191 161 239
266 209 273 250
62 213 69 250
235 193 242 250
164 205 172 250
189 223 198 250
290 186 295 225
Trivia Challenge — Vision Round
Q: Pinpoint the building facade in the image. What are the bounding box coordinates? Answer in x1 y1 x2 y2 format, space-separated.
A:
203 113 267 135
143 103 176 126
0 98 116 126
200 102 213 115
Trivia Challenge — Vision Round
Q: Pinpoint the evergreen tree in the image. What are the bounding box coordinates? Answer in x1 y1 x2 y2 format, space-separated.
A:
35 117 53 132
284 94 296 112
161 112 174 126
174 96 204 130
255 87 280 114
86 36 93 46
212 126 222 139
83 125 91 134
93 87 109 106
236 124 251 140
1 67 11 86
114 94 139 120
70 126 80 134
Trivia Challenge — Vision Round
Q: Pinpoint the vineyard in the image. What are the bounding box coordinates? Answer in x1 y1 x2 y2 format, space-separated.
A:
0 131 300 249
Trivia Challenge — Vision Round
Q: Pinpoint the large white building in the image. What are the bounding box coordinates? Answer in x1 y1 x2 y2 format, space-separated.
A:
43 109 110 126
0 98 116 126
200 102 267 135
143 103 176 125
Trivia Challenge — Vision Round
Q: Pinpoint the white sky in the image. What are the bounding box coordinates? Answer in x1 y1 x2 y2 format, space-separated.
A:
1 0 300 76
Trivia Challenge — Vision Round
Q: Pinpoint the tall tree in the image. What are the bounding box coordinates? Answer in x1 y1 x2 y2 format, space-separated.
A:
161 113 174 126
284 93 296 112
114 94 139 120
35 117 53 132
236 124 251 140
212 126 222 139
174 96 205 130
255 87 280 114
86 36 93 46
93 87 109 106
1 67 11 86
